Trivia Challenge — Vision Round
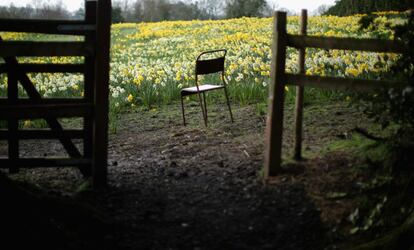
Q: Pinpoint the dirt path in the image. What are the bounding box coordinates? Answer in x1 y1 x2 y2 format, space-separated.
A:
1 101 371 249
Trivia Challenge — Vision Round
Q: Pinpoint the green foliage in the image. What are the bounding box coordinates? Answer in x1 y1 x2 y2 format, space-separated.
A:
112 6 125 24
323 133 379 156
358 12 414 142
225 0 270 18
326 0 413 16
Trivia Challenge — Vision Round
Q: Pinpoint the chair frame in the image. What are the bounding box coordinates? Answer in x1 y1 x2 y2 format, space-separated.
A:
180 49 234 126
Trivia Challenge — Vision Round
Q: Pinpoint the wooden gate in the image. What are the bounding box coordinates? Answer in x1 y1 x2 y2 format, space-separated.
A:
0 0 111 188
264 10 409 178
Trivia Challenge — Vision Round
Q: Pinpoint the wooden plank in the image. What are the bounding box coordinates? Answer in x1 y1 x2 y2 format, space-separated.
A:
293 10 307 161
0 98 87 105
0 41 94 57
7 65 19 173
57 25 96 33
0 130 84 140
0 158 91 168
0 64 84 73
0 19 95 35
83 0 97 168
264 12 288 178
287 35 408 54
0 104 93 119
92 0 111 188
285 73 408 91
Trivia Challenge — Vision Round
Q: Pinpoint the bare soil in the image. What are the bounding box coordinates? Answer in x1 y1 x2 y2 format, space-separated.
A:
0 101 378 250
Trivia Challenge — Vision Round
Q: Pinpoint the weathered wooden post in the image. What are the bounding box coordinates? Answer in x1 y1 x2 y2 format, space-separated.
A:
264 11 288 178
293 9 307 160
92 0 111 188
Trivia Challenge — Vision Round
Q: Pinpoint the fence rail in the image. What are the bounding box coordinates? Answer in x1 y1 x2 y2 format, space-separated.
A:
285 73 407 91
264 10 410 179
0 129 85 140
0 158 91 168
0 103 93 119
0 19 95 35
0 98 87 105
0 63 85 73
287 35 408 53
0 41 94 57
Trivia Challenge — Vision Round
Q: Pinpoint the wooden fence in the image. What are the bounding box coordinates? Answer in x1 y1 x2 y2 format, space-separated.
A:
264 10 409 178
0 0 111 188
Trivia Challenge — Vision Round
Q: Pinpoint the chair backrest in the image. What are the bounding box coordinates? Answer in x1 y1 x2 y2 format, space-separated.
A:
196 49 227 75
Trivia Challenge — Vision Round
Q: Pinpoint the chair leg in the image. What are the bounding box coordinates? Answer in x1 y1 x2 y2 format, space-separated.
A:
223 87 234 122
197 92 207 127
202 92 208 124
180 95 186 126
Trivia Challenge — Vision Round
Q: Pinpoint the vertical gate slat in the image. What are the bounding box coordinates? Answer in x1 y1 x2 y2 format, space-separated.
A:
7 67 19 173
293 10 308 160
92 0 111 188
83 1 97 171
264 12 288 178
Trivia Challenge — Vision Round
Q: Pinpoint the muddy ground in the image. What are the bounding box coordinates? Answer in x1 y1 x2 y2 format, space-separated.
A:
0 101 380 249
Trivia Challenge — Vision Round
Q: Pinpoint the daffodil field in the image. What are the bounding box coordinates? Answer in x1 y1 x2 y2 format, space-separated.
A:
0 12 406 116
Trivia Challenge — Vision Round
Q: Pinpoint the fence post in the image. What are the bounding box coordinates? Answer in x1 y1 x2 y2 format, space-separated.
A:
294 9 307 160
92 0 111 188
264 11 288 178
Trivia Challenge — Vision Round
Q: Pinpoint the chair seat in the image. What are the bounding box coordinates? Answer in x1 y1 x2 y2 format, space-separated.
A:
181 84 224 94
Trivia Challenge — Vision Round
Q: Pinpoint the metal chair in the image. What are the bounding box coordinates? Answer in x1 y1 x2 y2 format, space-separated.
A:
180 49 234 126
